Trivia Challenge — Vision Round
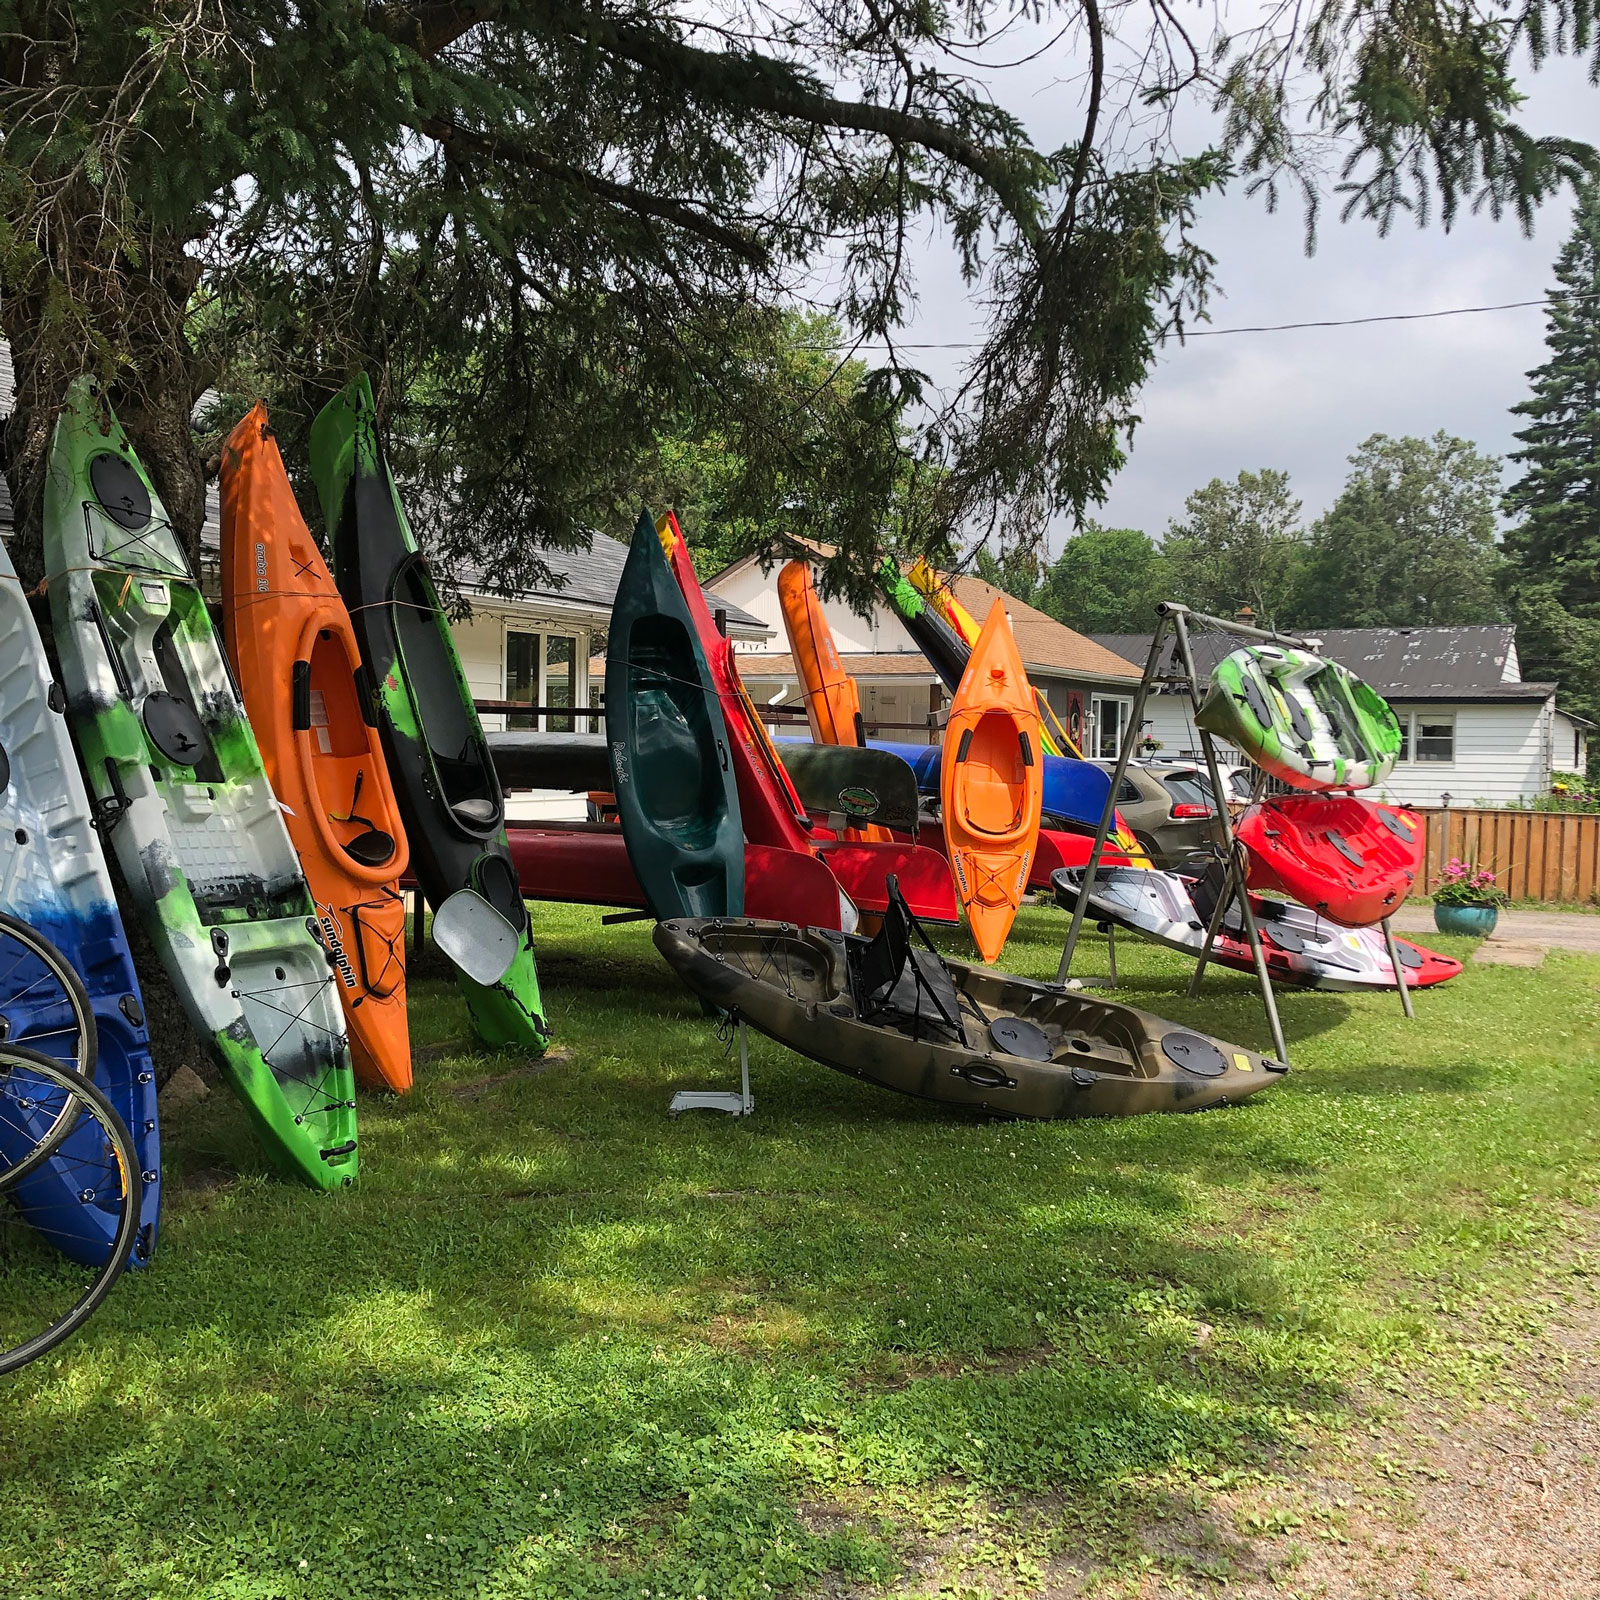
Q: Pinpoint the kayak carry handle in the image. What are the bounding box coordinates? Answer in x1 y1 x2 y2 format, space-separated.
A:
319 1140 357 1161
955 728 974 763
1018 730 1034 767
292 661 312 731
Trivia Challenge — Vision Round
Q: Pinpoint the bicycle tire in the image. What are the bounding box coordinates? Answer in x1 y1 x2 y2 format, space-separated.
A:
0 914 97 1187
0 1045 137 1375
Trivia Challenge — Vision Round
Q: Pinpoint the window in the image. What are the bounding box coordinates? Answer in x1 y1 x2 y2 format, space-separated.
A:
506 631 539 730
505 628 583 731
1161 771 1214 809
1396 710 1454 763
1092 696 1131 760
545 635 577 733
1415 716 1455 763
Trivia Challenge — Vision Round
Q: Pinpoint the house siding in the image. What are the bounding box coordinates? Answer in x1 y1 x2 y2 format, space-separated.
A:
1130 695 1557 805
710 563 903 653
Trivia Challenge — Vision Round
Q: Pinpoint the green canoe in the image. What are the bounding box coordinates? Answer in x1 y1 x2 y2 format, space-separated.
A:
606 508 744 920
309 376 549 1052
44 380 358 1188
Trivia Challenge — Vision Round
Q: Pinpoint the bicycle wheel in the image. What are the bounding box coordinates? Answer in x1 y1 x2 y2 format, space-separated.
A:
0 1045 136 1376
0 914 97 1187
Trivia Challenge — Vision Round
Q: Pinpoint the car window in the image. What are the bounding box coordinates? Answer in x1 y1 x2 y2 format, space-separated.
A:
1161 772 1212 808
1117 778 1143 804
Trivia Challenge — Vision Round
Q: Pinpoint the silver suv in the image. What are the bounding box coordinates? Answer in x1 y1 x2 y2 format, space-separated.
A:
1091 760 1226 869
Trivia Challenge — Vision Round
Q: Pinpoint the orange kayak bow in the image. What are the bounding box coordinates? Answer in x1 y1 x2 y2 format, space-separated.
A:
777 559 865 747
940 601 1044 963
220 403 414 1093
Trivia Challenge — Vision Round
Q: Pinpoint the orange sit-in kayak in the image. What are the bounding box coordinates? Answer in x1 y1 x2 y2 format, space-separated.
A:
220 403 414 1093
908 557 1083 760
778 559 865 746
940 601 1044 963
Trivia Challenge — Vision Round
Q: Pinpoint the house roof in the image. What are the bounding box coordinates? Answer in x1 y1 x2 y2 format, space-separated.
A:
451 543 766 633
735 650 939 679
948 574 1141 684
1090 624 1551 700
712 539 1140 685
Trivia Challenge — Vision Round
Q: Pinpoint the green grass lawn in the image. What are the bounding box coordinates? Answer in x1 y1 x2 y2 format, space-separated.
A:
5 904 1600 1599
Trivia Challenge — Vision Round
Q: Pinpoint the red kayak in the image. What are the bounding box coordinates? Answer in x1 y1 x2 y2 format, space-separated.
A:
1239 794 1423 927
505 823 853 929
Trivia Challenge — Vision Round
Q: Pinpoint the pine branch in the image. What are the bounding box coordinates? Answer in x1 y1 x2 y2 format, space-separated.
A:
419 117 770 265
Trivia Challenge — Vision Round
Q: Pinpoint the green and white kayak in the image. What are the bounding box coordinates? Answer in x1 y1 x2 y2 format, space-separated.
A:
44 380 359 1189
1195 644 1402 791
309 376 549 1052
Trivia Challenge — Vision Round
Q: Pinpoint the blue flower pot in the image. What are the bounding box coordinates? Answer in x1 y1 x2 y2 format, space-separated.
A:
1434 903 1499 938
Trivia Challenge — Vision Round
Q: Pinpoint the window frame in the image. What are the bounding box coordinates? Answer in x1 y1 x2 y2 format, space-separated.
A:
1091 695 1132 761
1395 709 1455 765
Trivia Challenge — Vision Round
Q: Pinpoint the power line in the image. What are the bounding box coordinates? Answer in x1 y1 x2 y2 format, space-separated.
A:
802 289 1600 351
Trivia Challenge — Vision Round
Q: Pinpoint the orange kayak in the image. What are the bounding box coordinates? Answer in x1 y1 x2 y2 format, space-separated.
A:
220 404 414 1093
777 559 865 746
908 557 1084 760
940 601 1043 962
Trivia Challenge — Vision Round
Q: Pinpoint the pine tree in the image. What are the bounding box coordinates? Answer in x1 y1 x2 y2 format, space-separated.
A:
1504 185 1600 763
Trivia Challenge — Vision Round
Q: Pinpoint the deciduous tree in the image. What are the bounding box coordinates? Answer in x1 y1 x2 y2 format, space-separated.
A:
1163 470 1305 626
1298 433 1505 627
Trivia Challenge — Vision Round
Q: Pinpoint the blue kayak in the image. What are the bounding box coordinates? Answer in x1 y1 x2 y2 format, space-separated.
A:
0 542 160 1268
870 740 1111 831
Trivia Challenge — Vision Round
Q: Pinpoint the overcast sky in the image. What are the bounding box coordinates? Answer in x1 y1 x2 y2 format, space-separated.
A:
880 27 1597 550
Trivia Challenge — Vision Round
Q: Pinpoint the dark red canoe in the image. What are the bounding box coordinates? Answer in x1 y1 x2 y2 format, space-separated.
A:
1238 793 1424 927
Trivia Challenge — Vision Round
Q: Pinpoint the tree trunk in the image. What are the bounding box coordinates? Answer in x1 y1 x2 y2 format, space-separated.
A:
2 226 207 587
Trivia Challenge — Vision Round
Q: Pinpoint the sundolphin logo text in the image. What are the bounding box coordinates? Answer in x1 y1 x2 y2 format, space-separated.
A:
319 909 359 990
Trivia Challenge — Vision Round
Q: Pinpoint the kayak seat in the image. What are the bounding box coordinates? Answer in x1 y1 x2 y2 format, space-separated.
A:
328 770 399 866
343 828 396 867
451 797 498 829
849 875 963 1042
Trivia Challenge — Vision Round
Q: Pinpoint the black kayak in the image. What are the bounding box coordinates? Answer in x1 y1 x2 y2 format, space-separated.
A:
606 507 744 920
309 376 549 1051
488 729 923 837
877 555 970 692
654 883 1287 1119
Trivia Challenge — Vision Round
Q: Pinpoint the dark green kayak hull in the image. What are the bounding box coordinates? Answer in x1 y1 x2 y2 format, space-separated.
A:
606 509 744 921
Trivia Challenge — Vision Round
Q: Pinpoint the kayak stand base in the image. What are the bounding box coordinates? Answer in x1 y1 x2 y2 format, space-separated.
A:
670 1020 755 1117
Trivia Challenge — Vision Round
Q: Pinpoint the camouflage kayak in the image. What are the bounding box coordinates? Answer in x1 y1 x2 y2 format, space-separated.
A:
44 381 358 1189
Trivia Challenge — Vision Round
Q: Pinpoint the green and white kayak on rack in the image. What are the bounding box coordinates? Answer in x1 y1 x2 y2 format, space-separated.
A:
1195 643 1402 792
44 380 358 1189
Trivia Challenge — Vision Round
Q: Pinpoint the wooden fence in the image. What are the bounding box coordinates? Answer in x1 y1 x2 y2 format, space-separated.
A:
1413 807 1600 905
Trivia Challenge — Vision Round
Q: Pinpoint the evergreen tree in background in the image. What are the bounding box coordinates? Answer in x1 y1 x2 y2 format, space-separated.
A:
1298 433 1505 627
1163 470 1306 627
1504 185 1600 765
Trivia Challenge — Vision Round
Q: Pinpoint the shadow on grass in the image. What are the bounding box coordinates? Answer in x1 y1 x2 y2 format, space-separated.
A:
8 905 1561 1600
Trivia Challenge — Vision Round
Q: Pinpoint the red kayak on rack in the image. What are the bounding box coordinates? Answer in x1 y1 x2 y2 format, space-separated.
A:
1239 793 1424 927
504 823 853 929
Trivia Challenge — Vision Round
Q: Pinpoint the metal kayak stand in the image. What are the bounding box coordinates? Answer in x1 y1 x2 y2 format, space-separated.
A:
1054 602 1335 1070
1381 916 1416 1018
670 1015 755 1117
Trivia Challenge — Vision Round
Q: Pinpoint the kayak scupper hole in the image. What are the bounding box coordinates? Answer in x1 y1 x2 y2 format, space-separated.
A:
1069 1038 1092 1052
12 829 24 845
274 967 286 981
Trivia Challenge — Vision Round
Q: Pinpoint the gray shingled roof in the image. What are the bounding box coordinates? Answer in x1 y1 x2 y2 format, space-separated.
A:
1091 624 1555 701
0 340 764 632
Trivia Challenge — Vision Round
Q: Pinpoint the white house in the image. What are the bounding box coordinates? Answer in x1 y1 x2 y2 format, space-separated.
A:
1092 625 1592 808
710 545 1141 750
